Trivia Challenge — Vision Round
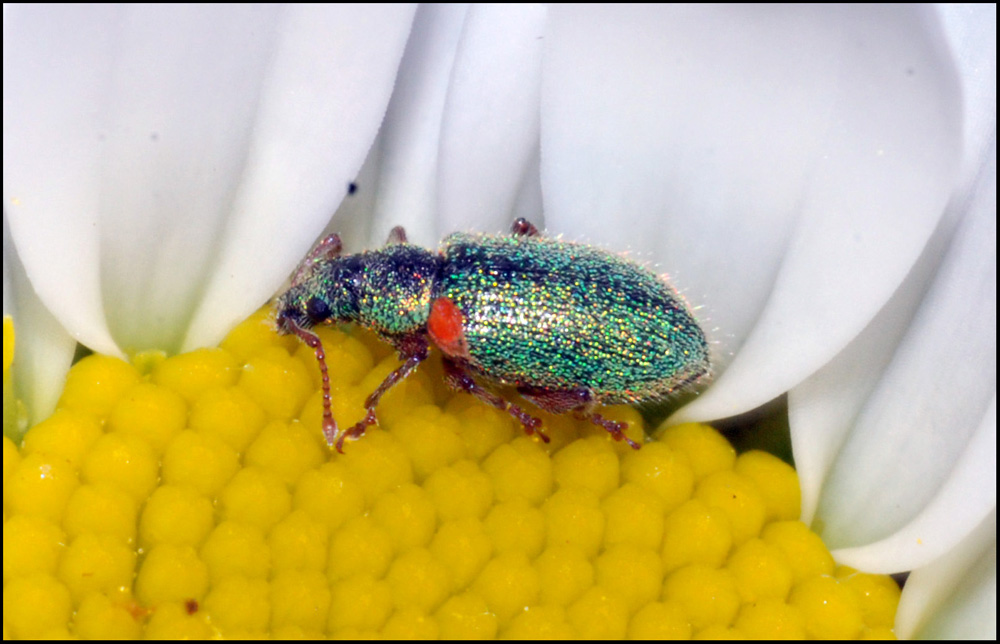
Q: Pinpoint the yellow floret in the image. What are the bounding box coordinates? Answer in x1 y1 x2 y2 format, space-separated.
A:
663 564 741 631
380 607 439 639
436 592 499 639
429 518 493 590
135 544 209 606
57 354 141 419
220 307 297 362
567 586 630 639
3 515 65 581
504 605 575 639
107 382 187 454
660 499 733 572
535 545 594 606
391 405 466 480
761 520 836 583
789 574 864 639
139 484 214 548
424 459 494 521
63 483 137 544
386 547 452 613
200 520 270 582
5 451 78 523
72 592 144 640
327 574 393 632
726 537 794 602
372 482 438 552
601 482 665 550
293 462 365 532
326 516 394 581
628 601 692 640
218 466 291 532
3 434 19 488
553 435 620 498
189 386 266 452
204 576 270 636
620 441 694 511
269 510 329 572
245 419 324 486
295 326 374 388
239 346 315 421
57 532 135 601
734 597 806 639
695 469 767 544
735 449 801 521
161 429 240 497
543 487 605 557
483 498 546 558
445 396 516 460
657 421 736 480
340 429 414 503
837 566 902 629
2 573 72 639
2 315 12 373
20 409 101 470
271 569 331 631
142 601 214 639
3 305 905 640
595 544 664 613
151 347 239 403
482 437 553 504
473 551 540 622
80 432 158 503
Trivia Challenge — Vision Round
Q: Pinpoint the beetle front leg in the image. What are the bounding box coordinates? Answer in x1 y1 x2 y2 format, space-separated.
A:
442 358 550 443
337 336 428 453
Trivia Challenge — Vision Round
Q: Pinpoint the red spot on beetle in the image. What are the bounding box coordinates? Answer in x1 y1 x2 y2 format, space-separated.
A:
428 297 469 358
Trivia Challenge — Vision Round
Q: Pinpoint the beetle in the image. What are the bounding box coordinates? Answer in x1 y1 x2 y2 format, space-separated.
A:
275 218 710 453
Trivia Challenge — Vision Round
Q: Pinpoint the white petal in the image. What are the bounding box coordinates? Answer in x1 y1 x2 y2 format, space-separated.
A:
538 6 962 421
895 509 996 639
831 398 995 572
370 4 548 247
437 4 547 235
4 5 415 355
791 137 995 560
367 4 470 246
183 5 416 350
3 212 76 427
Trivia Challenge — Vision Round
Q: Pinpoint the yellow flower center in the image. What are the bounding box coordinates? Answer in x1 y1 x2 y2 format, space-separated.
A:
2 309 900 639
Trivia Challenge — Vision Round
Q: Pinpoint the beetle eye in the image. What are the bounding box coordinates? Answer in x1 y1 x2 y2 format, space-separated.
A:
306 297 331 322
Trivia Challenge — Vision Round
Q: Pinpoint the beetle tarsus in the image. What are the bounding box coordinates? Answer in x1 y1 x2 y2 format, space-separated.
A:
443 357 549 443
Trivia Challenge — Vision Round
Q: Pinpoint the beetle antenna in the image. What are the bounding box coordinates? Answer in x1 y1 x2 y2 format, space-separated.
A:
292 234 343 287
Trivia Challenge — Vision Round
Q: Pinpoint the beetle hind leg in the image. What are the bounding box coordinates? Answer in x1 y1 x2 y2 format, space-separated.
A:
442 358 549 443
517 386 641 449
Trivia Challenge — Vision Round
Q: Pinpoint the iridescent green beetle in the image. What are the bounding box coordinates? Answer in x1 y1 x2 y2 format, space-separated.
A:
276 218 710 452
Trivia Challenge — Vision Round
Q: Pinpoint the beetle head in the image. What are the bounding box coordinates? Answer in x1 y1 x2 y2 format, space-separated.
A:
275 255 364 336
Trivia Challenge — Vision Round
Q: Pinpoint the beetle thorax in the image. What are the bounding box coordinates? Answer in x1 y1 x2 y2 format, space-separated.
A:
351 245 442 337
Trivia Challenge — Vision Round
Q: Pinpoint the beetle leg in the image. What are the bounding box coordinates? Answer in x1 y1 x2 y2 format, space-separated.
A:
442 358 549 444
510 218 540 237
517 386 641 449
386 226 408 245
336 336 428 453
292 233 343 286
